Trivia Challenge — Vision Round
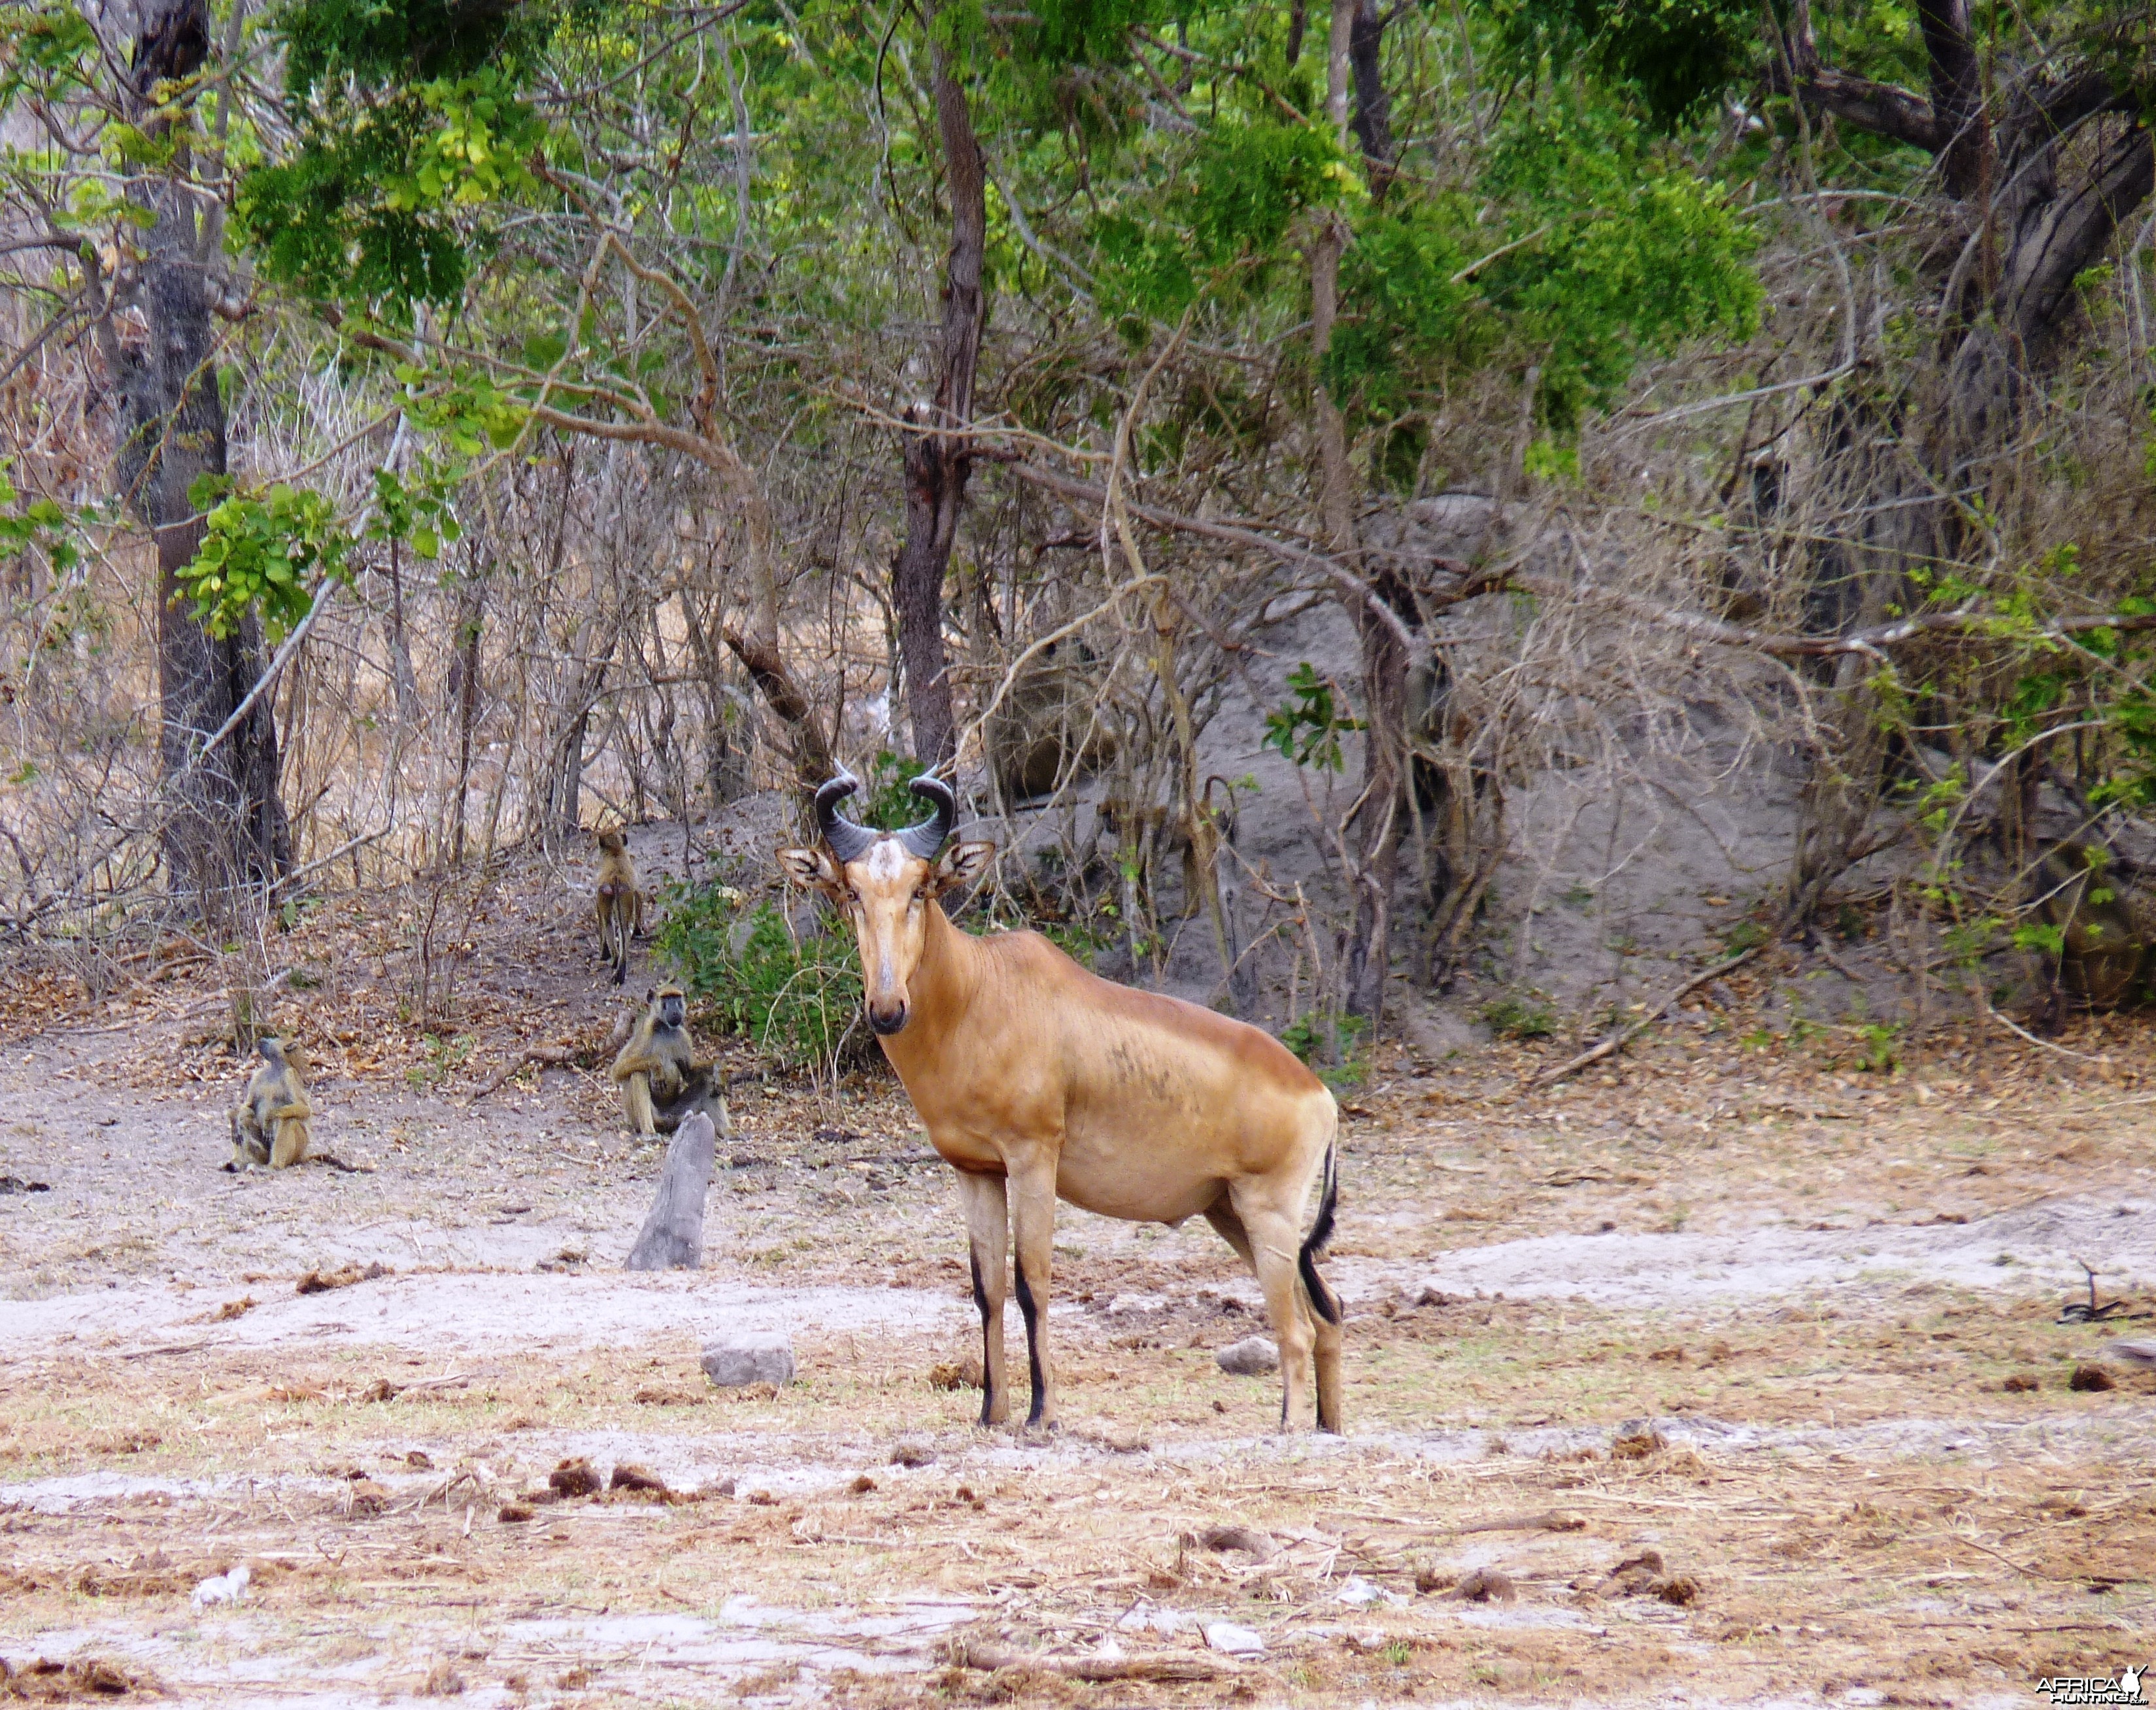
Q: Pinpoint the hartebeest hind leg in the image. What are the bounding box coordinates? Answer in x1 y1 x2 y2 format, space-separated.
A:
1230 1191 1322 1432
956 1171 1011 1426
1206 1197 1340 1433
1308 1273 1343 1433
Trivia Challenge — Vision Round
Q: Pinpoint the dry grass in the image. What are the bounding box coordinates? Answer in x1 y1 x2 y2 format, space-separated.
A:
0 873 2151 1703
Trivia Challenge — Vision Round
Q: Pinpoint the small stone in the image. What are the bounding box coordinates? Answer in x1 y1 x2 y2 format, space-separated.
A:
1107 1292 1166 1314
191 1563 250 1607
1204 1621 1266 1656
1215 1336 1279 1377
928 1356 982 1391
2098 1338 2156 1369
1453 1567 1515 1603
1195 1524 1277 1560
701 1333 796 1388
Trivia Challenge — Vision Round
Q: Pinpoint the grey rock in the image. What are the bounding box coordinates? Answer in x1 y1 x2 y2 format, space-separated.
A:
626 1112 717 1271
701 1331 796 1388
2098 1337 2156 1369
1215 1335 1279 1377
1204 1620 1266 1656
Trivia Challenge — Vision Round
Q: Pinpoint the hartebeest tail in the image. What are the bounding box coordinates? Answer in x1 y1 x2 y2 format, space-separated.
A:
781 772 1345 1434
1298 1142 1341 1326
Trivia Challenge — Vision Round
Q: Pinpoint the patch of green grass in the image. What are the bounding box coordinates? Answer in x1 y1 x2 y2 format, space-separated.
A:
1723 919 1770 953
655 885 864 1070
1856 1020 1901 1074
407 1032 473 1087
1279 1012 1370 1090
1478 991 1557 1040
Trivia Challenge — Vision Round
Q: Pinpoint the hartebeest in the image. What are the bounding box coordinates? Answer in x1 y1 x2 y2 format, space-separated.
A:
779 774 1343 1433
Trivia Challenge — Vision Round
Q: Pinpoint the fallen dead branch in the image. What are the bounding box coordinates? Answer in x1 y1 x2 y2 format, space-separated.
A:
1531 944 1764 1089
464 1044 578 1106
1457 1509 1588 1535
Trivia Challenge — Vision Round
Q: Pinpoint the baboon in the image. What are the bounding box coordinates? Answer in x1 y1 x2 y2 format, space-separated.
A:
2033 842 2152 1010
609 983 718 1135
984 640 1115 802
227 1036 313 1171
594 829 647 987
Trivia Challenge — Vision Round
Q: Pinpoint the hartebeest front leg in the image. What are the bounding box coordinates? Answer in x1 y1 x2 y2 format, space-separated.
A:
956 1170 1010 1426
1009 1152 1060 1432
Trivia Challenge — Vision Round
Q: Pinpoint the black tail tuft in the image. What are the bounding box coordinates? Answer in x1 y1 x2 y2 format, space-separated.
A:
1297 1142 1341 1326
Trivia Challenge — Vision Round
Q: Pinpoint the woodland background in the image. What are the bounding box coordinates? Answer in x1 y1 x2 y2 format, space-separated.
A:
2 0 2154 1069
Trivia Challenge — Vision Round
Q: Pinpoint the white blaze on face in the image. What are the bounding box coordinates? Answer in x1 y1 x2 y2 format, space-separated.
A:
864 840 908 885
864 839 910 995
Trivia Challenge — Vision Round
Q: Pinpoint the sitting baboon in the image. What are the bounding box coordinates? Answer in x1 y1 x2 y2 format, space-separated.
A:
609 983 720 1135
985 641 1115 802
2034 841 2152 1009
594 829 647 987
227 1036 312 1171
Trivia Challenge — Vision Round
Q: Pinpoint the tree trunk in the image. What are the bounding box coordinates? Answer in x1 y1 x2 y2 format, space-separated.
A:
117 0 290 908
1776 4 2153 922
890 10 986 772
1317 0 1406 1025
624 1110 722 1272
680 584 750 807
386 538 423 727
1347 0 1394 190
446 554 485 865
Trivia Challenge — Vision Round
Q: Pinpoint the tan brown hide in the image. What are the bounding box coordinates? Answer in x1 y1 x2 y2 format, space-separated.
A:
781 774 1342 1432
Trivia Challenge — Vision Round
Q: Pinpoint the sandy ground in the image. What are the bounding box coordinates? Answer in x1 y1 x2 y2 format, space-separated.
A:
0 880 2152 1707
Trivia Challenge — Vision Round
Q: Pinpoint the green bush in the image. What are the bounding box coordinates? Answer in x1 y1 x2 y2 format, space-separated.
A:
1479 991 1558 1040
1280 1011 1371 1091
857 749 931 829
652 883 863 1070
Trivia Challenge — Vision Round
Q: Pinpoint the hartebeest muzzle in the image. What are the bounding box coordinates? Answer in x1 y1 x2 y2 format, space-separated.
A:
867 996 910 1035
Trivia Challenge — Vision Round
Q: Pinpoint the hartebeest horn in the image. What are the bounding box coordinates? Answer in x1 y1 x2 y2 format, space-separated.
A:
815 772 879 863
897 776 956 861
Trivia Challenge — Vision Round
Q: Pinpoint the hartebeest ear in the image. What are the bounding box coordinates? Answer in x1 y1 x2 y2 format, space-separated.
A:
777 845 843 895
934 839 995 894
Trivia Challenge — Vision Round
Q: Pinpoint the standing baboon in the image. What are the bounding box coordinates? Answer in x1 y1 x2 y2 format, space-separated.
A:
594 829 647 987
227 1036 313 1171
609 983 718 1135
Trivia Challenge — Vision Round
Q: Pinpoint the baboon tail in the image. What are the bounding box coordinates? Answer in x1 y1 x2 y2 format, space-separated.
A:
1297 1141 1341 1327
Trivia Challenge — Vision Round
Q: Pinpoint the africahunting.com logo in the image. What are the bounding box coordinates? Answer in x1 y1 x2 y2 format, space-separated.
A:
2036 1664 2148 1707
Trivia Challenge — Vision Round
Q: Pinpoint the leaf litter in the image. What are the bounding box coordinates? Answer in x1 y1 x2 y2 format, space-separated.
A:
0 864 2151 1700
